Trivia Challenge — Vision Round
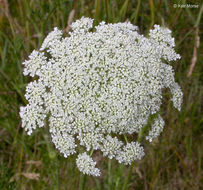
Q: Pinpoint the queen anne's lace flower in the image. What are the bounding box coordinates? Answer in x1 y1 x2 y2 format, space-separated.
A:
76 152 101 176
20 104 46 135
22 50 47 77
116 142 145 165
77 132 103 151
146 115 165 142
20 17 183 176
100 135 124 159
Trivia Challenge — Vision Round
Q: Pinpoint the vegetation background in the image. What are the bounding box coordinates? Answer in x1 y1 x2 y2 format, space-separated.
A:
0 0 202 189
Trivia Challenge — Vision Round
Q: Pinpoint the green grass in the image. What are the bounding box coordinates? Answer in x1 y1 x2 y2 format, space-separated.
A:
0 0 202 189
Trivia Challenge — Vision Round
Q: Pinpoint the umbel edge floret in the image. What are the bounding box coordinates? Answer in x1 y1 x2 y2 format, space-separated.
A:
20 17 183 176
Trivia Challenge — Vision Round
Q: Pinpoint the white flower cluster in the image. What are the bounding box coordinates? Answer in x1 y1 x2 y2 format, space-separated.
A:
20 17 183 176
76 152 101 176
100 135 123 159
116 142 145 165
145 115 165 142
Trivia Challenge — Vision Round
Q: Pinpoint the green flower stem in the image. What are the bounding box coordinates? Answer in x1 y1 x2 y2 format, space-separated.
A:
89 148 94 156
122 162 134 190
124 134 128 143
79 173 86 190
108 159 112 189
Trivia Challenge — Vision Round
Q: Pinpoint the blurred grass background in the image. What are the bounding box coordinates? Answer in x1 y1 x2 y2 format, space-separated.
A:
0 0 202 189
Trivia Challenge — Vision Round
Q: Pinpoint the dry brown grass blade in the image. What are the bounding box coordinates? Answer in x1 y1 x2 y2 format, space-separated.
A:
65 9 75 35
0 0 9 23
21 172 40 180
187 28 200 77
1 0 10 17
26 160 42 167
135 167 143 179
